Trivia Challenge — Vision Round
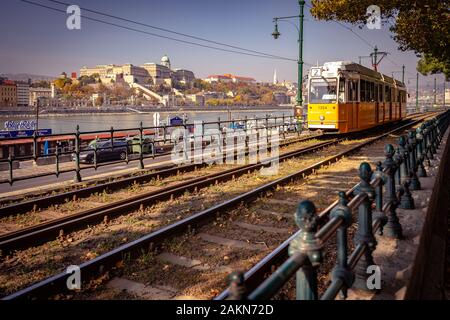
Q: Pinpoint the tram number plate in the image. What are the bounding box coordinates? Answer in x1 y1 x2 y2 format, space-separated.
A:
318 106 327 110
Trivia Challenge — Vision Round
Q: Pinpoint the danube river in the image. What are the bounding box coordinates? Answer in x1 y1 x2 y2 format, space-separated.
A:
0 109 294 134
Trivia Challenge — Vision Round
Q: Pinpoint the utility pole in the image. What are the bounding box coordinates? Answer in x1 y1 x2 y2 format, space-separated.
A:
434 77 437 106
402 65 405 84
416 73 419 111
370 46 388 71
298 0 305 110
35 99 39 135
444 80 446 108
272 0 305 127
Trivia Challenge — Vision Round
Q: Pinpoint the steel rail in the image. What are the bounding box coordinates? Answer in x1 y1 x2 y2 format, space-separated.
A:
0 132 322 218
0 139 338 253
2 116 430 300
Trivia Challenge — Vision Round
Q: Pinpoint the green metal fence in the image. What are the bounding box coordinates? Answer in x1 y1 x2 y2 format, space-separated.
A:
223 112 450 300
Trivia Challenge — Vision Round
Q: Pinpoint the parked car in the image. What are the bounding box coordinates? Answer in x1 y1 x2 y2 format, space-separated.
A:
73 140 129 164
127 135 154 154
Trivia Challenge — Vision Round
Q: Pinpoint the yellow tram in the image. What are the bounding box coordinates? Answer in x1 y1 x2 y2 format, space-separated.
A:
307 61 407 133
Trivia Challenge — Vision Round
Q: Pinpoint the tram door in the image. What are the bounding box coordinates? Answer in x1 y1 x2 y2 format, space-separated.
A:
347 80 358 130
375 83 379 124
352 80 359 130
386 86 392 121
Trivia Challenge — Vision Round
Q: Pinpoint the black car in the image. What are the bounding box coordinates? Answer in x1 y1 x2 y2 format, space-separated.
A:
73 140 129 164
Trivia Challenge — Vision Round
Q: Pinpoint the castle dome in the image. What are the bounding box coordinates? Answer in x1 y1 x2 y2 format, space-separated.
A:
161 55 171 68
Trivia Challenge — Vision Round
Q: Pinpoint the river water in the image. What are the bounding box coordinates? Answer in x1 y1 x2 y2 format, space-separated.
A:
0 109 293 134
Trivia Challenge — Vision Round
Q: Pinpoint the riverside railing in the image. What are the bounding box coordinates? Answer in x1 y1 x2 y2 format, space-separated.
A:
0 114 302 185
224 112 450 300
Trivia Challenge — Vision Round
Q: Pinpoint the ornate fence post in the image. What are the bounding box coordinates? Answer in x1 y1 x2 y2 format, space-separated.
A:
430 121 437 153
407 130 421 190
353 162 377 291
382 145 403 238
424 125 434 161
8 153 13 186
435 118 442 144
55 145 60 178
32 130 38 163
394 147 403 188
397 139 415 210
288 200 323 300
330 192 354 298
399 179 415 209
383 145 397 203
416 127 427 177
227 271 246 300
398 137 410 184
373 162 383 212
138 121 144 170
421 125 432 166
74 125 82 183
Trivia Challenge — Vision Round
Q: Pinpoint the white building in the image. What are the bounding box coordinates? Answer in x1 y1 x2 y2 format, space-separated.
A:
205 74 256 84
29 87 52 106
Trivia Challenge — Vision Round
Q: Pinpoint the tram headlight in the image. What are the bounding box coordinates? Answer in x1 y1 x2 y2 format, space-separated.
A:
320 116 325 121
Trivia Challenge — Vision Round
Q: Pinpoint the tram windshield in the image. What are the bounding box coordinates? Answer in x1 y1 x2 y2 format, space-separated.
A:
309 78 337 103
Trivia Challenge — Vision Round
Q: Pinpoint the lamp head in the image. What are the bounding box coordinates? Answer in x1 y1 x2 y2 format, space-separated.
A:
272 23 281 39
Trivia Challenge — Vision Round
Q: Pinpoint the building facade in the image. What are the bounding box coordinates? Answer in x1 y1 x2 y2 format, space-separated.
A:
0 79 17 107
29 87 52 106
141 63 171 85
173 69 195 87
80 56 195 88
16 81 30 106
205 74 256 84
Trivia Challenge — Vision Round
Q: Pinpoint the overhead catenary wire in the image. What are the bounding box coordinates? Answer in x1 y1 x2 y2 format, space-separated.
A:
304 2 376 49
20 0 299 62
45 0 297 62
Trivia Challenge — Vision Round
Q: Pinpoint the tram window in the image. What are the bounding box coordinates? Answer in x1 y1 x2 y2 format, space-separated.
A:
374 83 378 102
360 80 366 102
347 82 354 101
379 84 383 102
385 86 391 102
370 82 375 102
309 78 337 103
339 78 345 102
348 80 358 102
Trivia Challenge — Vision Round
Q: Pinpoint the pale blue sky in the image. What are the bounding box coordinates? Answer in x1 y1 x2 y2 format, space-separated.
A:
0 0 445 89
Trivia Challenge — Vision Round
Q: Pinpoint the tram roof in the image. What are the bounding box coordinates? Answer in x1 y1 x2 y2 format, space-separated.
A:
320 61 406 88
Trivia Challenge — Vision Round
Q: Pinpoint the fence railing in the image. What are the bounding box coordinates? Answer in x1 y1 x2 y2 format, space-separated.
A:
0 114 304 185
224 111 450 300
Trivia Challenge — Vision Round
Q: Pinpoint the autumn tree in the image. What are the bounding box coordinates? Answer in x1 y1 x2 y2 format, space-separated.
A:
310 0 450 79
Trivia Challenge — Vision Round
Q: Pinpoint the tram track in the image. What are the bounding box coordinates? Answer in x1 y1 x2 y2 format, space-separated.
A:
0 113 432 300
0 132 322 217
0 138 337 254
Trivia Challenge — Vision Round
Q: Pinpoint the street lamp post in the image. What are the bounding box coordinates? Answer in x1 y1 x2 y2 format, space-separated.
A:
416 72 419 111
272 0 306 129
